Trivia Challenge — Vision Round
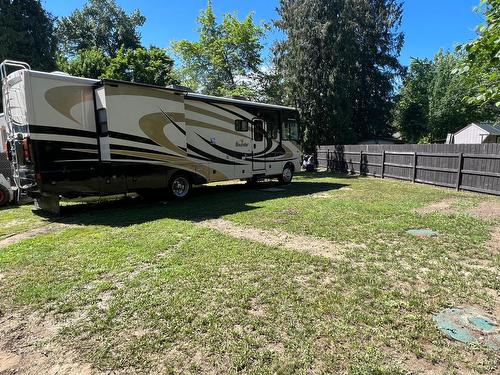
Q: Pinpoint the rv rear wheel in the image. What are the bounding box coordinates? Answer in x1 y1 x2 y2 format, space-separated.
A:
168 173 192 199
0 185 9 207
278 165 294 184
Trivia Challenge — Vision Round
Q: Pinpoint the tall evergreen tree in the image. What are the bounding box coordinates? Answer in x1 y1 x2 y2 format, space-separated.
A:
0 0 57 111
275 0 404 150
0 0 57 71
350 0 404 140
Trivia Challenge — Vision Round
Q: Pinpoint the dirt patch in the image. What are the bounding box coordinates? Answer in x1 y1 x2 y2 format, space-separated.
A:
416 198 500 220
282 208 299 216
415 198 460 215
382 344 458 375
469 201 500 220
0 223 72 249
309 192 331 199
0 312 93 375
1 219 25 229
249 296 266 317
485 225 500 254
197 219 344 260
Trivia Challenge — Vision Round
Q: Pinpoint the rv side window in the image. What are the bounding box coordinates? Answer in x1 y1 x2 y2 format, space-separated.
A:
268 122 279 140
253 120 264 141
282 118 299 141
97 109 108 136
235 119 248 132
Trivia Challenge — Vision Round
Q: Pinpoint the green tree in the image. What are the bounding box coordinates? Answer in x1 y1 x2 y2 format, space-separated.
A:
57 48 109 79
394 51 491 143
350 0 405 141
274 0 404 151
58 46 177 87
459 0 499 111
105 46 177 86
0 0 57 111
393 58 434 143
428 51 480 141
0 0 57 70
57 0 145 57
172 0 267 97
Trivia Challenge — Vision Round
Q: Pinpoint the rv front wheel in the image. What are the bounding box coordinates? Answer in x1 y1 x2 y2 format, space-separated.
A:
169 173 192 199
278 165 294 184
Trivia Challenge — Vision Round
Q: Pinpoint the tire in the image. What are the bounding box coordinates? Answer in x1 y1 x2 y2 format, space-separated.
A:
168 173 192 199
0 185 10 207
278 165 294 184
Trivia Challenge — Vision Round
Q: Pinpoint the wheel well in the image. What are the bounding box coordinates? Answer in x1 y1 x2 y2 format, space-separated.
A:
284 162 295 172
168 169 207 186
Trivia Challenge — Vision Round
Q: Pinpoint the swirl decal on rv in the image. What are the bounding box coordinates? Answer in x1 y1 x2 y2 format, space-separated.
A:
138 112 187 157
45 85 94 125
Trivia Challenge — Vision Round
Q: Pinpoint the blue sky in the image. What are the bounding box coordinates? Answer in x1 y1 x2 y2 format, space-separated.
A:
43 0 484 66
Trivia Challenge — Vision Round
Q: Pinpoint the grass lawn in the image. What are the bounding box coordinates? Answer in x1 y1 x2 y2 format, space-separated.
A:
0 173 498 374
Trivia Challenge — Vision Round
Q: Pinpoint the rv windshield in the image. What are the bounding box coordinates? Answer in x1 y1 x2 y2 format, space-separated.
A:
283 118 299 142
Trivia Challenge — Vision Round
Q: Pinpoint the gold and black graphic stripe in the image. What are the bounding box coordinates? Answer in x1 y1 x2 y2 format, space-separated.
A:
159 108 186 135
30 124 96 139
186 144 245 165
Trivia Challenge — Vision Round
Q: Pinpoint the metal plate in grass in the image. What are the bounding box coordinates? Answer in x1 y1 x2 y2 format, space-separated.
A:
433 307 499 350
407 229 439 238
260 188 286 192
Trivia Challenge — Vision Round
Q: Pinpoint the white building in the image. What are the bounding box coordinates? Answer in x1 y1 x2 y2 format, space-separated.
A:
446 122 500 144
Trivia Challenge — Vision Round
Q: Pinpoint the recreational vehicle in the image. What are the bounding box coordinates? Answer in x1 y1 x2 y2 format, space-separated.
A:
1 60 301 213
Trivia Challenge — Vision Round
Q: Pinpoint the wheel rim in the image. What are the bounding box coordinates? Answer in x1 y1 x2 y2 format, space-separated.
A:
282 168 292 183
172 177 189 197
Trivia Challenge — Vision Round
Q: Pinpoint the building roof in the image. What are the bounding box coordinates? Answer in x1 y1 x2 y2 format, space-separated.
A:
474 122 500 135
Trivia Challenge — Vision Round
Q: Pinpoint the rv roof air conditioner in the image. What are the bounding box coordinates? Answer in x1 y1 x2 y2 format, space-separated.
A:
166 84 194 92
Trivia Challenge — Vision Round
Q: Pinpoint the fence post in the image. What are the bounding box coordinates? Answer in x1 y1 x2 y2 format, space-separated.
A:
412 152 417 183
456 153 463 191
381 151 386 179
359 150 363 175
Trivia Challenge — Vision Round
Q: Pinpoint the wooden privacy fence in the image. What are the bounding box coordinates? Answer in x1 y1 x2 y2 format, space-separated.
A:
317 144 500 196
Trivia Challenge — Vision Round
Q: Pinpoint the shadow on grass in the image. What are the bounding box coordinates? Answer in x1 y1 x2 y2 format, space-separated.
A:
38 177 348 227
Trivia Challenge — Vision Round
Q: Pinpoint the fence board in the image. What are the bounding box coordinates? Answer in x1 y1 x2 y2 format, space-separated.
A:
317 144 500 196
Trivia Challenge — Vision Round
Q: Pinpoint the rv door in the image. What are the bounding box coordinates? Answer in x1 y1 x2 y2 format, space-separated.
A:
252 119 266 171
